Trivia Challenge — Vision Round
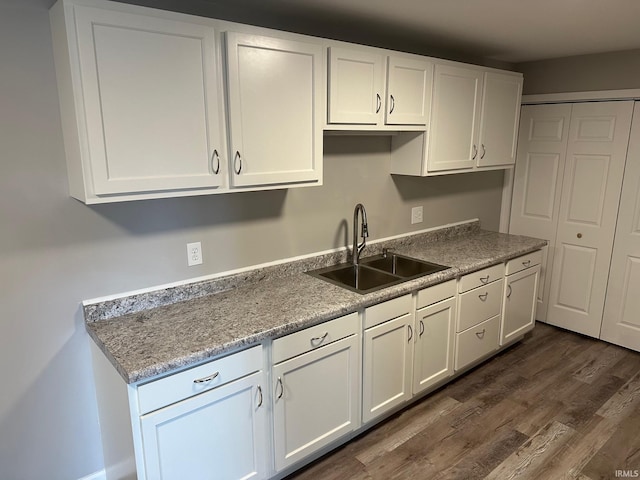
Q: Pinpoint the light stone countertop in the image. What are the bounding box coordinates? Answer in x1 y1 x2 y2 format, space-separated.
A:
86 223 546 384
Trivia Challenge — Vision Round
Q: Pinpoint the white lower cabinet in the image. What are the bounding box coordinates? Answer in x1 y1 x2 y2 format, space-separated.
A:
137 346 268 480
362 295 413 424
412 280 457 394
501 252 541 346
271 313 360 472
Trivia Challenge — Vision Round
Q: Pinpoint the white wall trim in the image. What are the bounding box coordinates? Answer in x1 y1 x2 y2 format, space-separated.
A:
522 89 640 105
78 470 106 480
83 218 480 306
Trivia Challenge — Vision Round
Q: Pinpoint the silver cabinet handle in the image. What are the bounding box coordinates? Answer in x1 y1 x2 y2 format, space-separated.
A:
257 385 263 408
376 93 381 113
478 292 489 301
480 275 490 284
472 144 478 160
389 94 395 114
407 324 413 342
211 149 220 175
480 144 486 159
507 284 512 299
276 377 283 400
475 329 486 339
419 320 425 337
522 260 531 267
193 371 219 384
311 331 329 346
234 151 242 174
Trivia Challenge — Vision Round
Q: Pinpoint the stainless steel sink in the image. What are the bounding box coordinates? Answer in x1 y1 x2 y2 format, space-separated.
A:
360 253 448 279
307 252 448 294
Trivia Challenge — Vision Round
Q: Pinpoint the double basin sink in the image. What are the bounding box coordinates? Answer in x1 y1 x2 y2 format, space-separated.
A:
307 252 448 294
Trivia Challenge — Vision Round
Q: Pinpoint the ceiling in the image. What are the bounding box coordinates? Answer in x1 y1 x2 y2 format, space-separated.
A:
203 0 640 64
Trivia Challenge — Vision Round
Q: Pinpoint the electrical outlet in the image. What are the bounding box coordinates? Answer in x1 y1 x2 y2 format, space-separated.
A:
186 242 203 266
411 206 423 225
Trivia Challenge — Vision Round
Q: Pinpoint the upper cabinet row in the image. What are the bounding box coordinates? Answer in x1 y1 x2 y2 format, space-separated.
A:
50 0 522 204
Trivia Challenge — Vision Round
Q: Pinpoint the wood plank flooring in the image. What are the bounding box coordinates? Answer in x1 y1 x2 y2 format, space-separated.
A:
286 323 640 480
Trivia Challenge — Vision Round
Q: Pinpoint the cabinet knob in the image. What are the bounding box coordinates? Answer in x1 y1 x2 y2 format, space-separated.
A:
577 233 583 239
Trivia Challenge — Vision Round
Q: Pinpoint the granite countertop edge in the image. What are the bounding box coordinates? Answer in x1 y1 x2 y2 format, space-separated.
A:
86 225 547 384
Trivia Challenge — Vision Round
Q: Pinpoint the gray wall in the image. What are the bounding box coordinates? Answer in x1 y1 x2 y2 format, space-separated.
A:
517 49 640 95
0 0 504 478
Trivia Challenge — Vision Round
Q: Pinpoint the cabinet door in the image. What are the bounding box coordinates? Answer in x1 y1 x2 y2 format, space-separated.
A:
547 101 634 338
428 64 483 172
327 47 385 125
226 33 322 187
502 266 539 345
509 104 572 322
385 56 432 125
140 372 267 480
601 102 640 352
413 297 456 395
477 72 522 167
272 334 359 471
74 6 224 195
362 313 413 424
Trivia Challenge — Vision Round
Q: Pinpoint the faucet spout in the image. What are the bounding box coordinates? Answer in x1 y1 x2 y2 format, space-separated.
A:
352 203 369 266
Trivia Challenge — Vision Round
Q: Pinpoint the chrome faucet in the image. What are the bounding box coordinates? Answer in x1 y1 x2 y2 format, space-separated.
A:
352 203 369 266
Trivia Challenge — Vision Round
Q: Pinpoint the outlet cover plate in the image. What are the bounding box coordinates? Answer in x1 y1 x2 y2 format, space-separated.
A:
187 242 203 266
411 206 423 224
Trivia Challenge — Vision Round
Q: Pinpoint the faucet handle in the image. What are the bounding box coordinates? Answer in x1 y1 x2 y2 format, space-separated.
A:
362 223 369 237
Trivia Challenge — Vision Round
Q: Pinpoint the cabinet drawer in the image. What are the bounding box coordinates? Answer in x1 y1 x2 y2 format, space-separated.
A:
137 345 262 415
457 278 503 332
455 314 500 371
273 312 358 364
364 294 412 329
417 279 456 309
458 263 505 293
505 250 543 276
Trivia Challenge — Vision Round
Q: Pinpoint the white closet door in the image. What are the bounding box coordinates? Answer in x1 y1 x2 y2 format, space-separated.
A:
509 104 572 322
546 101 634 337
601 102 640 351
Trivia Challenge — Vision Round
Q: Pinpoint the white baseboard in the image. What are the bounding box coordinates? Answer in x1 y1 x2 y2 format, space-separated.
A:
78 470 106 480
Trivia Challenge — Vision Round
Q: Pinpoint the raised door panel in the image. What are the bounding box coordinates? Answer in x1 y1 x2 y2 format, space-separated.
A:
413 297 456 395
272 334 359 471
477 72 522 167
362 314 413 424
385 56 432 125
547 101 634 338
75 6 223 195
226 33 322 187
601 102 640 351
428 64 482 172
509 104 572 322
328 47 384 125
502 267 539 345
140 372 267 480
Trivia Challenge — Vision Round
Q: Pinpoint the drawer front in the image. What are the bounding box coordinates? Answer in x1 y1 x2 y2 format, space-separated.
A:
364 294 412 329
505 250 543 276
455 314 500 371
457 278 503 332
458 263 505 293
272 312 358 364
417 279 456 310
137 345 262 415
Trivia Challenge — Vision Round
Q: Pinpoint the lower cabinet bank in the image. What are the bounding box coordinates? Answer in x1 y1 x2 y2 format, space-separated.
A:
90 251 540 480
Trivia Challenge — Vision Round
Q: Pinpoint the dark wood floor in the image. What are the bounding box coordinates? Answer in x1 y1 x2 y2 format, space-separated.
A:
287 322 640 480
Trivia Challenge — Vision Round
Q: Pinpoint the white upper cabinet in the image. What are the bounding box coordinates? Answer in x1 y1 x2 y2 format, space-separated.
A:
429 64 483 172
327 49 432 128
226 32 323 188
477 72 523 168
327 47 385 125
52 2 226 203
385 56 433 126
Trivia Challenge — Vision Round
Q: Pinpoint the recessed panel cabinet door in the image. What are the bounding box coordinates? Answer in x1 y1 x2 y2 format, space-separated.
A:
226 33 323 187
502 266 539 345
428 64 483 172
75 6 224 195
547 101 634 338
601 102 640 352
140 372 268 480
385 56 432 125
